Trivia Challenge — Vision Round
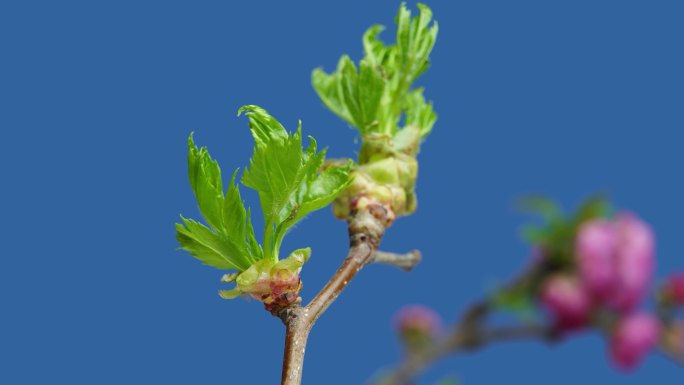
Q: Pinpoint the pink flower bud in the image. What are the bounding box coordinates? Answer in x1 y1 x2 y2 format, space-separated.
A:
393 304 443 349
575 213 655 312
609 313 661 371
540 274 592 331
665 273 684 305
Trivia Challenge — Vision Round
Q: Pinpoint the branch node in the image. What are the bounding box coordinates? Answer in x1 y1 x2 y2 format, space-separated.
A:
275 300 303 326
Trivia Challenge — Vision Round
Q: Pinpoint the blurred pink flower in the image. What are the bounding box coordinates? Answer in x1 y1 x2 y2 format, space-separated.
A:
576 212 655 312
393 304 443 349
576 219 617 301
609 312 661 371
540 274 591 331
610 214 655 311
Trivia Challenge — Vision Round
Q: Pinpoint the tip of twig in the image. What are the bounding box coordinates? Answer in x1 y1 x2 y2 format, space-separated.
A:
401 250 422 271
371 249 423 271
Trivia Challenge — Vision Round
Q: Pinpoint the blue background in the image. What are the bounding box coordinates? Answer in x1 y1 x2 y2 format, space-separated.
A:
2 0 682 384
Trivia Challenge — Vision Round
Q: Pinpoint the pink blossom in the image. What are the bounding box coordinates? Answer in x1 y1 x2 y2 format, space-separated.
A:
575 212 655 312
540 274 592 330
610 214 655 310
609 313 661 371
576 219 617 301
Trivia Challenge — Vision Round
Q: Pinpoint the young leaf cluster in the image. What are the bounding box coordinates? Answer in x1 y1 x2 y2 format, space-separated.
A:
239 105 351 262
312 2 438 139
176 106 351 273
176 137 262 271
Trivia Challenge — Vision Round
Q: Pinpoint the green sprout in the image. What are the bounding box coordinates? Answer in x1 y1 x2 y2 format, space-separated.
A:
313 2 438 219
176 106 350 310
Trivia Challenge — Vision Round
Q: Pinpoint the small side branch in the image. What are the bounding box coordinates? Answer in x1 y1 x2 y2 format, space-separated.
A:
371 250 422 271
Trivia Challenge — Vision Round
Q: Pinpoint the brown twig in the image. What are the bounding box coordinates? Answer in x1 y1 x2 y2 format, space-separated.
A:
370 250 422 271
280 206 391 385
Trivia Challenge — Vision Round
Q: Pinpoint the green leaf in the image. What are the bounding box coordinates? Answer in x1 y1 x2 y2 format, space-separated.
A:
518 195 563 222
574 195 612 225
176 134 262 271
218 288 243 299
395 3 438 85
239 105 351 261
403 88 436 137
312 63 354 127
276 247 311 271
519 224 550 245
312 3 438 138
313 55 388 134
362 25 388 65
517 195 613 267
187 132 224 230
176 218 247 270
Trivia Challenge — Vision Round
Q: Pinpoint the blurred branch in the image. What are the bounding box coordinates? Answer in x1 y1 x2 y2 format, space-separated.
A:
380 298 552 385
659 346 684 366
379 263 684 385
379 262 550 385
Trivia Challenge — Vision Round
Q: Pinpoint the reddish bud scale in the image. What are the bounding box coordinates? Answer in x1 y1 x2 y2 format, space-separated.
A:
220 248 311 314
262 275 302 315
237 271 303 314
350 195 395 227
